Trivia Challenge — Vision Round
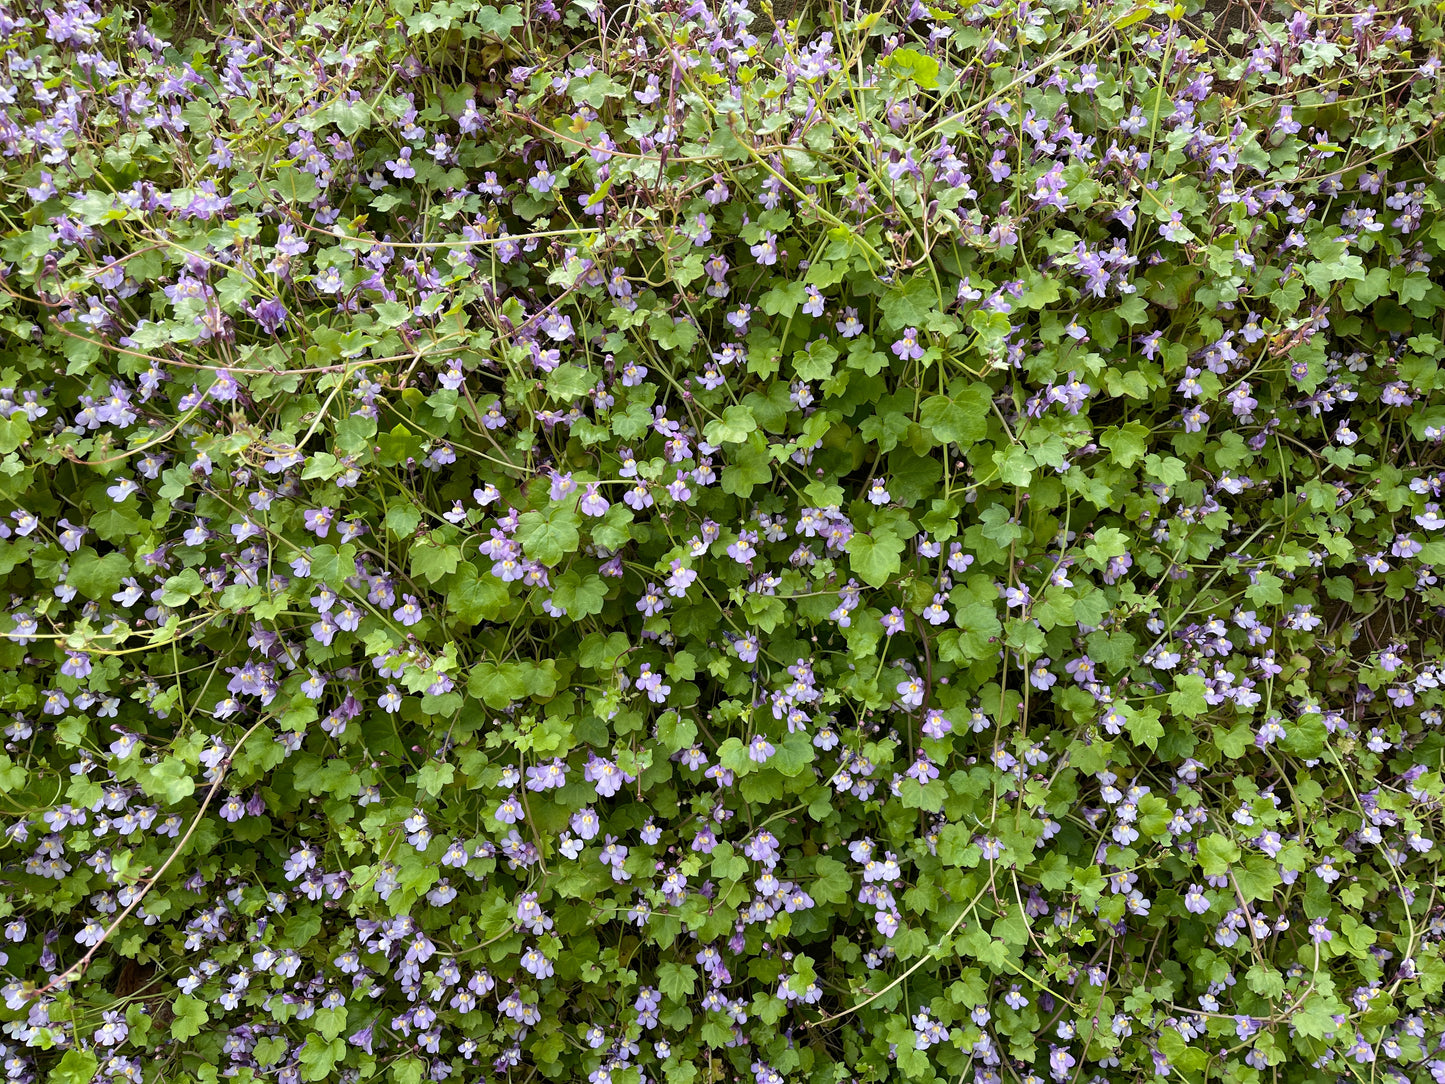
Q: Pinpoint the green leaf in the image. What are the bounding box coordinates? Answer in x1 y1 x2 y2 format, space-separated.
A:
704 405 758 445
516 506 581 566
1168 673 1209 719
467 661 557 708
50 1050 98 1084
793 340 837 381
658 962 698 1001
1100 422 1149 467
448 564 509 624
0 414 30 454
160 568 204 607
1293 994 1347 1039
551 570 607 618
475 3 523 37
334 414 376 454
1126 707 1164 752
270 165 320 204
328 98 371 136
254 1036 289 1068
1084 527 1129 563
171 995 209 1041
879 276 935 328
578 631 629 670
770 731 815 777
992 445 1033 486
1245 571 1285 606
1197 833 1241 876
468 663 527 709
846 528 904 587
758 280 807 318
811 856 851 905
658 714 697 752
886 47 940 89
0 754 25 793
969 309 1012 352
417 762 455 798
919 385 990 445
1143 453 1187 486
67 550 132 601
386 504 424 538
299 1037 346 1082
720 433 772 498
546 364 595 400
374 300 411 328
143 757 196 805
411 537 461 585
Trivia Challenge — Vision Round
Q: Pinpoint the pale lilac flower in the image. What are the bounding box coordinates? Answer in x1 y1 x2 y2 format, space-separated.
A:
579 483 610 517
891 327 925 360
895 677 925 709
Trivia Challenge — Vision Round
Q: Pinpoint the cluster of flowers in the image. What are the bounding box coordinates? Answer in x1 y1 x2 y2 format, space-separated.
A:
1 1 1444 1083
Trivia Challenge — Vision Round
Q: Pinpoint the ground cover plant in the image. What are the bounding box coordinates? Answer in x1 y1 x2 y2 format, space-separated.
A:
1 0 1445 1081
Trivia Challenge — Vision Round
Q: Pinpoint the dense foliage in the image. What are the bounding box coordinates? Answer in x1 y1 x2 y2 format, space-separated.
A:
2 0 1445 1081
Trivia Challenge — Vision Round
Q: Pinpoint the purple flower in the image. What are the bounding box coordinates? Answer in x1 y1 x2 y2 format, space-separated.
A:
1049 371 1091 414
1028 659 1056 690
726 531 757 564
549 471 577 501
920 593 950 625
571 808 600 840
106 477 140 502
495 794 522 825
586 755 629 798
529 164 558 194
921 710 952 740
749 232 779 266
635 664 671 704
249 298 288 334
304 507 334 538
60 651 91 678
579 483 610 517
1049 1046 1076 1082
747 736 775 763
1256 716 1287 746
349 1022 375 1056
895 677 925 709
94 1010 128 1047
891 327 925 361
526 759 567 791
384 148 414 179
516 891 551 933
393 594 423 625
1071 62 1100 94
636 584 666 617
